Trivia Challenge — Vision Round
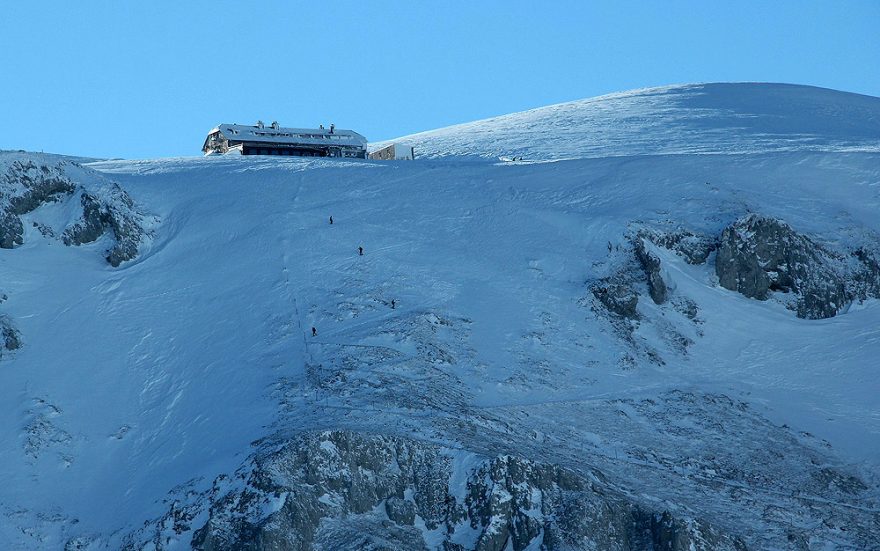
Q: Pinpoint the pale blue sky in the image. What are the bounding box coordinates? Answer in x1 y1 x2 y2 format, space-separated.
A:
1 1 877 159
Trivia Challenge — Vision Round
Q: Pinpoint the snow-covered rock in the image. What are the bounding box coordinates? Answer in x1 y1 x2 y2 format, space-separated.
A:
592 282 640 320
133 431 746 551
61 185 153 267
0 157 76 248
639 228 717 266
0 152 156 266
634 237 668 305
716 214 880 319
0 315 21 356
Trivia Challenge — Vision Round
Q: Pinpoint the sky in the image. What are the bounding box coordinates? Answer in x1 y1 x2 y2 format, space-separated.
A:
0 1 878 159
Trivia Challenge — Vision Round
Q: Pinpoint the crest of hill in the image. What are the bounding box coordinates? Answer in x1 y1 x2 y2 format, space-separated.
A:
377 83 880 160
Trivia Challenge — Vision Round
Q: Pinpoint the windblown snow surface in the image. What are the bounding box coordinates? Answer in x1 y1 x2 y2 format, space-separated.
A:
378 83 880 160
1 83 879 549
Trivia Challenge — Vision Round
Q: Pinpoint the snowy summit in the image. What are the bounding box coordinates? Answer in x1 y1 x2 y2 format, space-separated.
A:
378 82 880 160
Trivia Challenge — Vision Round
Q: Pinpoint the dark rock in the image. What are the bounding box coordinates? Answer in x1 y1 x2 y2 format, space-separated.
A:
671 296 699 321
183 431 744 551
64 536 96 551
852 247 880 302
0 158 76 249
384 497 416 525
63 193 107 246
716 214 848 319
642 229 717 265
61 186 148 267
33 221 56 238
0 210 23 248
634 238 668 304
313 516 428 550
7 173 75 215
811 467 868 495
1 316 21 354
1 153 154 266
592 283 639 320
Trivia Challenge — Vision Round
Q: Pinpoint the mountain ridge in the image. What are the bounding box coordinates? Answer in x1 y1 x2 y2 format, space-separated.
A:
375 82 880 160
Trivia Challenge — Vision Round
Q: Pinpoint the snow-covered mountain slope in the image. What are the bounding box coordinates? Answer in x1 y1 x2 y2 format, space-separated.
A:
377 83 880 160
1 84 879 550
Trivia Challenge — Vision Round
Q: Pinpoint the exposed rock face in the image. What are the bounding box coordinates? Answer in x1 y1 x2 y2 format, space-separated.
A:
715 215 848 319
63 192 107 246
5 162 77 216
1 315 21 355
851 247 880 302
0 154 155 355
0 159 75 248
592 283 639 320
384 496 416 526
62 186 148 266
634 217 880 320
587 240 694 366
176 431 745 551
0 209 24 248
641 229 717 265
634 238 668 304
0 153 155 266
23 398 73 465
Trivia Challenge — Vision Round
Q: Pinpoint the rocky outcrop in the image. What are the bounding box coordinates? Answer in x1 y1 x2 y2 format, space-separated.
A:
0 209 24 249
23 398 73 466
5 162 77 215
716 215 849 319
634 238 668 304
162 431 746 551
0 159 75 248
592 282 639 320
641 229 717 265
0 152 155 357
0 293 19 358
0 153 155 266
1 315 21 355
587 238 695 365
62 186 149 266
851 247 880 302
634 216 880 320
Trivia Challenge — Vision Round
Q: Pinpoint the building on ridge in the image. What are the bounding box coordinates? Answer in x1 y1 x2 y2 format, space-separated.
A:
203 121 368 158
368 143 415 160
